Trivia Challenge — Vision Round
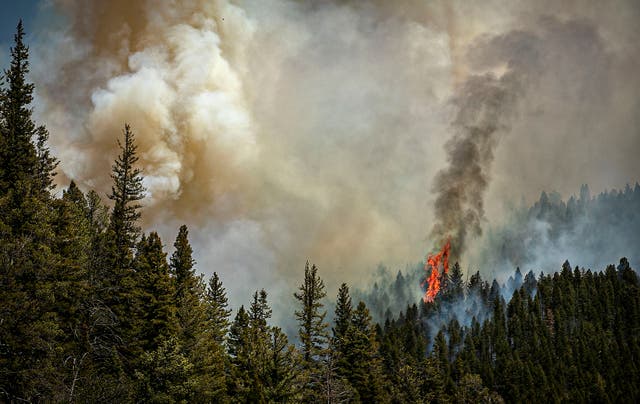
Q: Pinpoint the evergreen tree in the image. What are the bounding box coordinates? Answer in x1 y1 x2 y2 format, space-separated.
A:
0 21 62 401
333 283 352 346
166 225 228 399
55 182 90 272
187 271 232 400
228 291 302 403
0 19 56 236
523 270 537 296
52 182 93 399
134 337 196 403
228 305 251 400
133 232 177 355
455 373 504 404
432 329 453 397
173 270 229 401
446 262 465 301
79 189 120 385
96 124 146 379
108 123 145 270
87 190 109 232
294 262 329 400
250 289 273 332
342 301 387 403
85 190 110 287
205 271 232 344
0 20 38 196
171 225 199 301
294 262 329 364
170 225 205 351
331 283 356 396
245 289 273 402
265 326 303 402
33 125 57 196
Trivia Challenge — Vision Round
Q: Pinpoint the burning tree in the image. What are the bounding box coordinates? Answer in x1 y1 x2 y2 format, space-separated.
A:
422 239 451 303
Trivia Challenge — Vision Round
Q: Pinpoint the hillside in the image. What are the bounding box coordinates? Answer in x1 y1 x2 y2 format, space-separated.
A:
380 259 640 402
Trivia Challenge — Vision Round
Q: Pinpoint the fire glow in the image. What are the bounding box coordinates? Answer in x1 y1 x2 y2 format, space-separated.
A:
422 239 451 303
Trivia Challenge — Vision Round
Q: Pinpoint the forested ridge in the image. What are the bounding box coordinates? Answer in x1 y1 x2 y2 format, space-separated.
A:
1 22 639 403
475 183 640 275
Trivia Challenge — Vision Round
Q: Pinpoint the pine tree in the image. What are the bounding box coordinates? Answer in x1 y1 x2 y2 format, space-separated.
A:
55 182 90 268
167 225 228 399
53 182 92 397
85 190 110 288
108 123 145 271
455 373 503 403
266 326 303 402
193 271 232 400
97 124 146 378
294 262 329 364
0 19 57 238
250 289 273 333
332 283 355 395
170 225 205 351
333 283 352 347
133 337 196 402
133 232 177 355
245 289 273 402
171 225 198 301
175 294 224 399
33 125 57 196
523 270 537 296
432 329 453 397
0 21 62 401
87 190 109 232
294 262 329 401
205 272 232 344
228 290 301 402
446 262 465 301
342 301 387 402
78 189 120 390
228 305 251 400
0 20 37 196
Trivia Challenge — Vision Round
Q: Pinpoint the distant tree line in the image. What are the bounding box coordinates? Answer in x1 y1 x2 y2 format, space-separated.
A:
476 181 640 274
1 22 639 403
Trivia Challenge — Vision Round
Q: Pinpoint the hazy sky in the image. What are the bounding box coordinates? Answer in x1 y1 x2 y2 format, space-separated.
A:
1 0 639 322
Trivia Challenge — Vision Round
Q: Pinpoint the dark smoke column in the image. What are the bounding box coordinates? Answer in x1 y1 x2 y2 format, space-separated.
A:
430 30 540 259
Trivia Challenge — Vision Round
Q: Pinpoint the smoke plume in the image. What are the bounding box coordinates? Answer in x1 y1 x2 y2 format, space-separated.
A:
429 58 523 257
429 13 633 260
25 0 640 313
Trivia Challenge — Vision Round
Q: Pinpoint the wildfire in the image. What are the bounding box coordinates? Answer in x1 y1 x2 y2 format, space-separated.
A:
421 239 451 303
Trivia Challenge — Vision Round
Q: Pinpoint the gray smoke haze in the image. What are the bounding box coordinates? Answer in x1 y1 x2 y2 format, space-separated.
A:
430 15 626 260
24 0 640 318
429 59 523 258
472 184 640 281
465 14 640 276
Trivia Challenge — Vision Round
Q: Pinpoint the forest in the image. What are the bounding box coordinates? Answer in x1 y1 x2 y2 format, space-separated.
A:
1 22 640 403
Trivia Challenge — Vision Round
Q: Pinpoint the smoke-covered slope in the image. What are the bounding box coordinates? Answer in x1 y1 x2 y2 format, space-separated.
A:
473 183 640 276
379 258 640 402
356 183 640 323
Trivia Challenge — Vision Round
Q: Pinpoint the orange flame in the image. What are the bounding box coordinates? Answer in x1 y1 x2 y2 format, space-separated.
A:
421 239 451 303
